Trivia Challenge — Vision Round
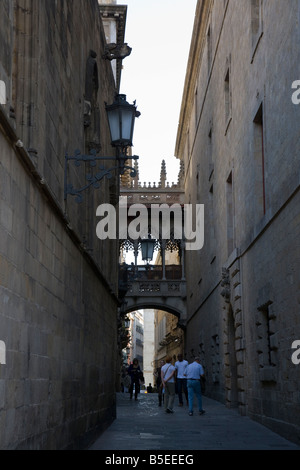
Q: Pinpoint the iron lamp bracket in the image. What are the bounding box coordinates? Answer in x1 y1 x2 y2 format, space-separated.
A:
64 149 139 204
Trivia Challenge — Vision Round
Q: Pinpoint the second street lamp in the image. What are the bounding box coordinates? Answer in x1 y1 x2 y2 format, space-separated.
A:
141 236 156 264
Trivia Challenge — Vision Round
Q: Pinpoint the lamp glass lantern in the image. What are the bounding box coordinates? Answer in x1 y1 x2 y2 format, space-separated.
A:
141 237 156 263
105 94 138 149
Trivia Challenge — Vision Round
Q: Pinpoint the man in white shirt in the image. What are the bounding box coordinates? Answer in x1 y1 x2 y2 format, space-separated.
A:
185 357 205 416
175 354 189 406
161 356 176 413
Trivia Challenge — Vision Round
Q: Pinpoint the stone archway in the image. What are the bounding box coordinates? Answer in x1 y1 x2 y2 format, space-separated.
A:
124 299 185 323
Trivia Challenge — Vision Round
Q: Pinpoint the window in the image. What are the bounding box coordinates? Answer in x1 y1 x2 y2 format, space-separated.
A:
225 70 230 121
224 59 232 133
207 25 212 74
194 87 198 128
226 172 235 256
251 0 263 61
208 127 215 257
260 305 273 366
256 301 277 381
253 103 266 216
211 334 220 383
196 168 200 202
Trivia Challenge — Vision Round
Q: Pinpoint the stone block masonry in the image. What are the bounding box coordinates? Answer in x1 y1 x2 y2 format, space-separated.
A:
0 0 120 449
0 118 118 449
176 0 300 446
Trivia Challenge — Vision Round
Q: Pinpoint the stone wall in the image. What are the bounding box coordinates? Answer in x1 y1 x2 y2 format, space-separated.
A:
176 0 300 444
0 0 120 449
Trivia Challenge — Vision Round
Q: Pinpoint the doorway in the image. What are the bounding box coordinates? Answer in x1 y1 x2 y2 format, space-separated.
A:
227 305 238 408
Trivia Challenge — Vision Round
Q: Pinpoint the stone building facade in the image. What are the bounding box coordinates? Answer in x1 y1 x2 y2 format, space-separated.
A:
175 0 300 444
154 250 186 375
154 310 185 365
126 310 144 369
0 0 125 449
143 309 155 388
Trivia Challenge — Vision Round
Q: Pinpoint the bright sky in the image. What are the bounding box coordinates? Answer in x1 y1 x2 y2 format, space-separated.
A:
119 0 197 186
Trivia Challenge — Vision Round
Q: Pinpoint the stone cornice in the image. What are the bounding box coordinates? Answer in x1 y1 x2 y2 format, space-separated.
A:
174 0 212 160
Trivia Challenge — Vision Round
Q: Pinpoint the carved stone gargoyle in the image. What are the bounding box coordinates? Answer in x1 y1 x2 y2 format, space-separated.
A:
103 43 132 61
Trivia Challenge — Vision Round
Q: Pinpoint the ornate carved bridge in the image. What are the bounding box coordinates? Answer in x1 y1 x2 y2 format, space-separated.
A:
118 160 187 326
120 264 187 324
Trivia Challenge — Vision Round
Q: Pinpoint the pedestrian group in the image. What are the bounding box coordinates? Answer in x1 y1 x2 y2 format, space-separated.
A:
125 355 206 416
160 355 205 416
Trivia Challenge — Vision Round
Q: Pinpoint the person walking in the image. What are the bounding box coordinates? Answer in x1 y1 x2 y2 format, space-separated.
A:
127 358 143 401
161 356 176 414
185 357 205 416
175 354 188 407
154 360 165 406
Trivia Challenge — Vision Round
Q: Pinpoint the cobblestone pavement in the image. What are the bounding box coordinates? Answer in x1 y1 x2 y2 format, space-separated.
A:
89 392 299 451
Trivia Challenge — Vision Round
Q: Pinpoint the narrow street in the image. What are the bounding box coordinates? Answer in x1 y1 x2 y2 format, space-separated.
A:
1 0 300 451
89 392 300 451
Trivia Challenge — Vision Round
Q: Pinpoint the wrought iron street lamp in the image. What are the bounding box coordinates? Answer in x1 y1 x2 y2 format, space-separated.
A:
141 236 156 263
64 94 140 203
105 94 140 148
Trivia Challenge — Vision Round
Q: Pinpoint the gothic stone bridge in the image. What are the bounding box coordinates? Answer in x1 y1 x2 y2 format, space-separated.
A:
118 160 187 326
119 264 187 326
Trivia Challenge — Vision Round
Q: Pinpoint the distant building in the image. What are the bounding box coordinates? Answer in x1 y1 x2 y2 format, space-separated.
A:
154 310 185 366
153 251 185 370
126 311 144 372
143 310 155 388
